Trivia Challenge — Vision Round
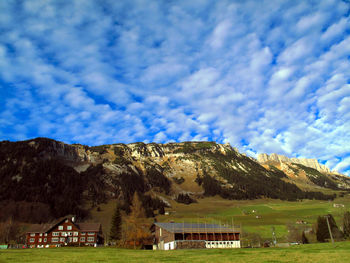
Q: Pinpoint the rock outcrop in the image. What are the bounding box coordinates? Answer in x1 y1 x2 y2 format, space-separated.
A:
257 153 330 173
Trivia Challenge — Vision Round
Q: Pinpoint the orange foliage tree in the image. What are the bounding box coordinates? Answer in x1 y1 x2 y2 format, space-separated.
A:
124 192 152 248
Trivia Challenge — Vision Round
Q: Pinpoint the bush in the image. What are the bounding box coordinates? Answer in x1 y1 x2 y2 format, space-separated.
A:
175 194 197 205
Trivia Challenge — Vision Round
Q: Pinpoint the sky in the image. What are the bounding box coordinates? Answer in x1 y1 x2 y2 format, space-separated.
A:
0 0 349 175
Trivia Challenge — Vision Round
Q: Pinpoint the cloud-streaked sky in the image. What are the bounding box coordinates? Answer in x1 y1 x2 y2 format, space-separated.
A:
0 0 349 175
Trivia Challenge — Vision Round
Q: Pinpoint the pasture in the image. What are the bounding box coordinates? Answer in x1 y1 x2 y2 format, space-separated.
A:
91 195 350 241
1 242 350 263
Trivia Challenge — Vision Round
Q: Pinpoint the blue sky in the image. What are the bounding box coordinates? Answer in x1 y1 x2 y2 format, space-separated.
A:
0 0 349 175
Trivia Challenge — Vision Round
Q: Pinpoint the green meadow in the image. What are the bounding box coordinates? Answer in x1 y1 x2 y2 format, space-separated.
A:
91 195 350 242
1 242 350 263
153 195 349 241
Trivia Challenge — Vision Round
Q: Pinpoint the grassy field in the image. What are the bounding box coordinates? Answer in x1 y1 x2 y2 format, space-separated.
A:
90 195 350 242
1 242 350 263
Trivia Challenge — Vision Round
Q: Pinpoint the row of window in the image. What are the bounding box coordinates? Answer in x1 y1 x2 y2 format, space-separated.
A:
52 232 79 236
30 232 95 237
206 241 237 245
29 237 95 243
58 225 72 230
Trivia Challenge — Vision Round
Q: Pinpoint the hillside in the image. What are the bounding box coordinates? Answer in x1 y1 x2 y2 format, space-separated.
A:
257 153 350 190
0 138 348 224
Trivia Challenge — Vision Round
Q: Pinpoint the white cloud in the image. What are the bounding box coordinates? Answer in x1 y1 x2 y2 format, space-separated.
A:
208 20 231 49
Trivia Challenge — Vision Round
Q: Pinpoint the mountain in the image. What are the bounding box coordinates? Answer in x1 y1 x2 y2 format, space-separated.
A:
257 153 350 190
257 153 330 173
0 138 348 224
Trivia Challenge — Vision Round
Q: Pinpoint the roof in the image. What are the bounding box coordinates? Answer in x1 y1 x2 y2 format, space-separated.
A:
154 223 240 233
77 223 101 232
26 224 54 233
26 216 101 233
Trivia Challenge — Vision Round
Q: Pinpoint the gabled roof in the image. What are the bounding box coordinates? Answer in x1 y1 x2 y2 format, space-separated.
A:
26 216 101 233
26 224 54 233
77 223 101 232
154 222 240 233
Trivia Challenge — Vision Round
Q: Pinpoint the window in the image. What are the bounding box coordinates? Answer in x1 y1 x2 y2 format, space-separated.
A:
61 232 66 236
87 237 94 242
80 237 85 242
68 232 72 236
30 233 35 237
39 233 42 236
81 232 86 235
44 238 47 242
73 232 79 236
60 238 65 242
67 226 72 230
52 232 59 236
58 226 63 230
52 238 59 242
39 238 42 242
44 233 47 236
73 237 78 242
88 232 95 235
30 238 35 243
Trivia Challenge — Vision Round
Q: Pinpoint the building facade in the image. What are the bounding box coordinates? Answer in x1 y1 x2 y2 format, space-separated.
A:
26 216 103 248
153 222 240 250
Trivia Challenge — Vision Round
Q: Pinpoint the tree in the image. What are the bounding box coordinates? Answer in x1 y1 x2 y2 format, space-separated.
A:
301 231 309 244
129 192 146 219
316 216 329 242
316 214 343 242
343 211 350 239
159 206 165 215
124 192 151 248
0 218 20 244
109 204 122 243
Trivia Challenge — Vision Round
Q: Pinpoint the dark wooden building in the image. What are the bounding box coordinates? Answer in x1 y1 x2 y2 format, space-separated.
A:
153 222 240 250
26 216 103 248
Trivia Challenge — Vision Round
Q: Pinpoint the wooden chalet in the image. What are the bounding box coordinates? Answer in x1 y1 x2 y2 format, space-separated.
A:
153 222 240 250
26 216 103 248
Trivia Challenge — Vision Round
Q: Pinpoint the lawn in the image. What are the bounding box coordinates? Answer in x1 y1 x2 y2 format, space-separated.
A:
1 242 350 263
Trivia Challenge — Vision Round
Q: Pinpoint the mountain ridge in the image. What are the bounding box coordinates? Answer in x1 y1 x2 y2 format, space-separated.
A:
257 153 331 174
1 137 349 224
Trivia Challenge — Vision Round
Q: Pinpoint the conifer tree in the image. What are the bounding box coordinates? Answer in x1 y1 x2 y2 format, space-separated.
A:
316 216 329 242
343 211 350 238
109 204 122 242
129 192 146 219
316 214 342 242
159 206 165 215
126 192 150 248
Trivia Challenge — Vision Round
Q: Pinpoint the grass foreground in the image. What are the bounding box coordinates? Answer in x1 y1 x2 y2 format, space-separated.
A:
1 242 350 263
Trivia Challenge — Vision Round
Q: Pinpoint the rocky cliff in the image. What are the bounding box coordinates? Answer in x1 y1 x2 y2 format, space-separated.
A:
257 153 330 173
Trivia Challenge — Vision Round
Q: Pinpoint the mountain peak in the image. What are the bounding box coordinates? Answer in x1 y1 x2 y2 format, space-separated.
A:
257 153 330 173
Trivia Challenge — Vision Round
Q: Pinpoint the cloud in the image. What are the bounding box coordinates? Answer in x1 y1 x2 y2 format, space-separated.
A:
0 0 349 175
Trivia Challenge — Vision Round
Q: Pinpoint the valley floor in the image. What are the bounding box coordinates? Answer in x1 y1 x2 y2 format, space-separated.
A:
1 242 350 263
91 195 350 242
